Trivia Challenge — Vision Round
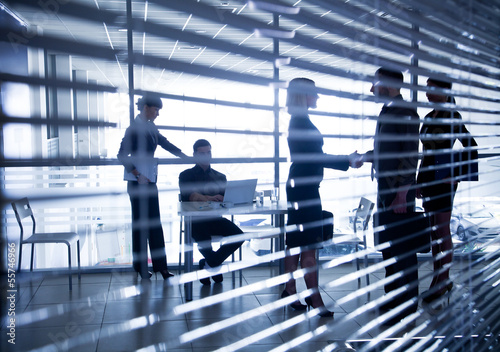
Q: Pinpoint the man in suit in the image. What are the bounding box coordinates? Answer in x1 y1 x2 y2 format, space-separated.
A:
364 68 420 325
179 139 244 285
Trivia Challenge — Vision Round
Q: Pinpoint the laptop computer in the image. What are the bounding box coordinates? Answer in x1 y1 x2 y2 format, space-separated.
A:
221 179 258 206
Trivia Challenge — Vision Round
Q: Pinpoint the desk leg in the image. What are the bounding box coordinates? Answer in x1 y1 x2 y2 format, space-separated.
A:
274 213 285 275
184 216 193 301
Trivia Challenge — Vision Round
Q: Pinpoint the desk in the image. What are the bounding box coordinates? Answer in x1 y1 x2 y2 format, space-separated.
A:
178 200 288 301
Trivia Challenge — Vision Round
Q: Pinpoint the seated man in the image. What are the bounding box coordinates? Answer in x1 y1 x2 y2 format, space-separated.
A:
179 139 244 285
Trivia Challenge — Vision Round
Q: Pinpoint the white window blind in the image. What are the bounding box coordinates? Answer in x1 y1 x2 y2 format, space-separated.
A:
1 0 499 351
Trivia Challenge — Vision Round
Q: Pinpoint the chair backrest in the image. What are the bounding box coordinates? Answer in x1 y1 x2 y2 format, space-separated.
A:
354 197 375 233
11 197 36 240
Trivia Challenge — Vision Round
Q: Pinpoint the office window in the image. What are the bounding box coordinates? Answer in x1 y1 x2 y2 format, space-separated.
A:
1 1 499 351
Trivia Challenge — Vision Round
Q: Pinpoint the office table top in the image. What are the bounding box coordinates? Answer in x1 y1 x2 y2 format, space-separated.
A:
178 200 289 217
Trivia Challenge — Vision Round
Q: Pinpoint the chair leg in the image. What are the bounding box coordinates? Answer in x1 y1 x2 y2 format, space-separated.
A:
355 243 361 287
18 243 23 272
179 222 184 274
30 243 35 272
67 244 72 290
364 253 370 287
362 236 370 289
270 238 275 267
77 240 81 281
316 250 319 284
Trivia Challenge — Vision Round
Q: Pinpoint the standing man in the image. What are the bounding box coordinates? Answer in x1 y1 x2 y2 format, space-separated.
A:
118 94 188 280
363 68 420 325
179 139 244 285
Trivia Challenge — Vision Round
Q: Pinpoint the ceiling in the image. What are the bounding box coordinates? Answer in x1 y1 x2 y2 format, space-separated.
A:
2 0 499 101
3 0 399 97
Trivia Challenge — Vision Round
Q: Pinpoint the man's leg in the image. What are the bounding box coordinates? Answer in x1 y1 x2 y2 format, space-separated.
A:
381 242 419 323
192 221 216 264
191 220 218 285
376 195 419 324
206 218 244 267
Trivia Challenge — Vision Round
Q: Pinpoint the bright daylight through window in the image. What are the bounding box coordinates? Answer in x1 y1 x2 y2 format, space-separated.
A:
1 0 499 351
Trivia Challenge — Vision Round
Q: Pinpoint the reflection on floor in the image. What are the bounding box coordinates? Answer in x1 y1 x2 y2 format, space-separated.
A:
0 260 492 351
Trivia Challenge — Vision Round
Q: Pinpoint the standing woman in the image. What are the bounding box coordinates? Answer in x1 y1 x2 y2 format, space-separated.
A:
417 78 477 302
118 94 188 280
282 78 361 317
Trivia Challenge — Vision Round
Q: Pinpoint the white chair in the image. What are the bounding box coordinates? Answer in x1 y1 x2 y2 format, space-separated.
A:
12 197 81 290
353 197 375 286
333 197 374 287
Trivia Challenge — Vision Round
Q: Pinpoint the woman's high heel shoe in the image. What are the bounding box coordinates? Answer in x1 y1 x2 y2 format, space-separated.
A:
159 270 174 280
138 271 153 279
422 282 453 304
281 290 307 311
305 297 334 318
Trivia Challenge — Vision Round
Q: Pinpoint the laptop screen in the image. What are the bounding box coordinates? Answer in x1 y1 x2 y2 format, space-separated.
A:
223 179 258 205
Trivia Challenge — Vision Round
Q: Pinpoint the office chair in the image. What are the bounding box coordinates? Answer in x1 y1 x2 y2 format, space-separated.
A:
329 197 374 288
353 197 375 287
12 197 81 290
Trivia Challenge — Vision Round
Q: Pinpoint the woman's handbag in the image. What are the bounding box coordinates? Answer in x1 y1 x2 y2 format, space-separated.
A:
322 210 334 242
435 149 478 182
435 129 479 182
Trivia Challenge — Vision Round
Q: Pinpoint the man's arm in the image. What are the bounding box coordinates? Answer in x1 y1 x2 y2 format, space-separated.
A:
188 192 223 202
396 123 419 187
362 150 374 163
390 184 411 213
390 112 419 213
179 170 225 202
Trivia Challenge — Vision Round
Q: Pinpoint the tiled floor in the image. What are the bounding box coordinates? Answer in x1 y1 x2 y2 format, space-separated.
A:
0 259 494 352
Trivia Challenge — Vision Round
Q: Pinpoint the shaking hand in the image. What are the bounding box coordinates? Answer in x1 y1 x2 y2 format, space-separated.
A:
348 151 363 168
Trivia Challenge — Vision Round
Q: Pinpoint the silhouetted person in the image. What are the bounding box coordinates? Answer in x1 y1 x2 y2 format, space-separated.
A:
178 139 244 285
417 78 477 303
364 68 420 325
282 78 362 317
118 94 187 280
